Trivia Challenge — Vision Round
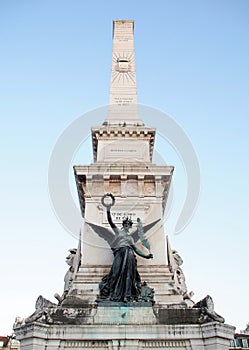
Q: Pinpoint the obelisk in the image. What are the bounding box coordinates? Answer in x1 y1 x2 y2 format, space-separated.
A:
73 20 179 306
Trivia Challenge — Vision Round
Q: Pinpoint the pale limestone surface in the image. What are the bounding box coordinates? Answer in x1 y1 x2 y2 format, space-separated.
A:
108 20 141 125
91 126 156 162
15 321 235 350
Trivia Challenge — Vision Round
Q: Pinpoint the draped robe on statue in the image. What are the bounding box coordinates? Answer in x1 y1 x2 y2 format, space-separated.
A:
99 233 141 302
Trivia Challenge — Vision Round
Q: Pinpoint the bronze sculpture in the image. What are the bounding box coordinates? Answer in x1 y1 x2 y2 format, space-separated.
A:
87 193 159 303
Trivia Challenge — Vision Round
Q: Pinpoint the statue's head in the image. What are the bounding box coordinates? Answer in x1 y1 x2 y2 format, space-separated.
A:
122 217 133 230
66 248 77 266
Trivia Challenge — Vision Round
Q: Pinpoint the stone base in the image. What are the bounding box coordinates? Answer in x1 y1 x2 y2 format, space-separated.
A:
94 306 157 325
15 318 235 350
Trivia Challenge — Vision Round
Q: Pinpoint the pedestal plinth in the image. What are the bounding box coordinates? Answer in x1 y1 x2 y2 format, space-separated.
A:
15 318 235 350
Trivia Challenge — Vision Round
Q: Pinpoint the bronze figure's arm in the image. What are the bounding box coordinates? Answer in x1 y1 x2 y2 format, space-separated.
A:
131 244 153 259
106 206 119 236
101 193 119 236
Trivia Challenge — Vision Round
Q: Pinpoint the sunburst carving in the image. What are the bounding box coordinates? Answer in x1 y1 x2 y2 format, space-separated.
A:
111 52 136 85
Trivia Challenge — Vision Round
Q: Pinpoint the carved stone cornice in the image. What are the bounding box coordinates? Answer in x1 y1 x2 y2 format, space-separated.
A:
74 164 173 218
91 126 156 162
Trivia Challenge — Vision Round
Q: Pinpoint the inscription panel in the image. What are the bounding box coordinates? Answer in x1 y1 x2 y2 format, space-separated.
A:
101 205 150 225
98 140 150 162
113 96 135 105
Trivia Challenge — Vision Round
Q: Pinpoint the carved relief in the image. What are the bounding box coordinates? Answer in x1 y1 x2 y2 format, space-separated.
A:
115 57 132 73
91 181 103 196
109 179 121 195
144 181 155 196
126 179 138 195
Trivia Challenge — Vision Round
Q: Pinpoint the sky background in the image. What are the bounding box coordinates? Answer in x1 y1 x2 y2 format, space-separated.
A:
1 0 249 336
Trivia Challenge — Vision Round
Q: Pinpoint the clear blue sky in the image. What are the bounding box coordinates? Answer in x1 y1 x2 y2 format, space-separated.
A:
0 0 248 335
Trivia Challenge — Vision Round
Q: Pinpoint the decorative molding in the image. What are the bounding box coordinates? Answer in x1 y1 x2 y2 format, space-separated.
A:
141 340 189 348
65 340 108 348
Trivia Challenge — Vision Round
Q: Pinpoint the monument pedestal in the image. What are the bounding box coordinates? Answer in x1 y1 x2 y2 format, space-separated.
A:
15 319 234 350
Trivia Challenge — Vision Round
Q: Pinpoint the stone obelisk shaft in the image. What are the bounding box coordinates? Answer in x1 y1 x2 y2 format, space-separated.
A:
107 20 142 125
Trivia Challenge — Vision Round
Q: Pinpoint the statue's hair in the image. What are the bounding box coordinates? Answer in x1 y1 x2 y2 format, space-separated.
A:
122 217 133 226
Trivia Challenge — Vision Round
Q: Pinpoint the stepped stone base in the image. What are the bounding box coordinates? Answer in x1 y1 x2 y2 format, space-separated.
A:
70 264 184 307
15 318 235 350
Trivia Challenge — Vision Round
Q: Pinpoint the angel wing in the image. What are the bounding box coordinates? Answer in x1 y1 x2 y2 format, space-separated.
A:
86 222 116 247
131 218 161 243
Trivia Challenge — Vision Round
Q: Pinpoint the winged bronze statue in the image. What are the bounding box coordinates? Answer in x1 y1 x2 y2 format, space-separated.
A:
86 193 160 303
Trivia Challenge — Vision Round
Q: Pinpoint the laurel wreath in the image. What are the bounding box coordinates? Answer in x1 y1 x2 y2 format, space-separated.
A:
101 193 115 208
